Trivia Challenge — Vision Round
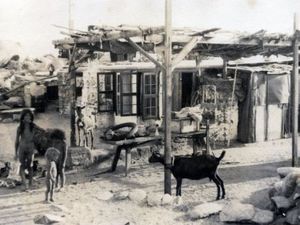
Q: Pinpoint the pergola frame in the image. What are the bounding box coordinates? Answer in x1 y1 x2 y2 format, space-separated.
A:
53 6 300 194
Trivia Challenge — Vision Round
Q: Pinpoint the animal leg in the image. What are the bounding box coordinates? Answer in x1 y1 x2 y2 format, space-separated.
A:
19 164 27 189
59 167 65 189
55 173 59 188
28 166 33 187
216 174 225 199
211 175 221 200
84 131 89 148
176 178 182 196
77 126 81 146
90 131 94 150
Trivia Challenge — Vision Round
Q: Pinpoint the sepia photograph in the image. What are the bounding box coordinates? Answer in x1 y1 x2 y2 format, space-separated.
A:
1 0 300 224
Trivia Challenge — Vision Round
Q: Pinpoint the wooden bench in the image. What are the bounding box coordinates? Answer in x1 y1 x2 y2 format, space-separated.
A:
102 136 162 176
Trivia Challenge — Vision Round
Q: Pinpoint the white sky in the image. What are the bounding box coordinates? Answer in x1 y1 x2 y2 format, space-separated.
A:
0 0 300 57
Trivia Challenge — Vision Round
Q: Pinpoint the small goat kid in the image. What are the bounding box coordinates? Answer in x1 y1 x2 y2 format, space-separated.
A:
149 151 226 200
75 106 97 149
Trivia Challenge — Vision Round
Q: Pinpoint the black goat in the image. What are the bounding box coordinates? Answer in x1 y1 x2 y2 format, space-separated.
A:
148 151 226 200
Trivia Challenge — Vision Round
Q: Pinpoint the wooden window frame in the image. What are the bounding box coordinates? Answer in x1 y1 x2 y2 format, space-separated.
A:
142 72 160 120
97 72 116 112
119 72 140 116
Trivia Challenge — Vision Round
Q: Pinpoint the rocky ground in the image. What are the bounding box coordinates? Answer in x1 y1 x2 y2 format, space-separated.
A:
0 105 297 225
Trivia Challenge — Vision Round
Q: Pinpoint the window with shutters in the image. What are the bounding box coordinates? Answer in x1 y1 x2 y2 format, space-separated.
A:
97 71 159 118
142 72 159 119
97 73 115 112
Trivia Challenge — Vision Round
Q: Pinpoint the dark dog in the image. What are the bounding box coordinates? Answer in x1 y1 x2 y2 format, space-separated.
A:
0 162 11 178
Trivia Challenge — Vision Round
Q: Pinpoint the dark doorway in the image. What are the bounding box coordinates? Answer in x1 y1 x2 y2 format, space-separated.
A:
181 72 193 108
75 72 83 98
46 86 58 100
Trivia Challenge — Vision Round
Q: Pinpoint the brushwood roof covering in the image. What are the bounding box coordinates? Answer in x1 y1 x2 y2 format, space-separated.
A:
53 25 296 60
228 63 292 74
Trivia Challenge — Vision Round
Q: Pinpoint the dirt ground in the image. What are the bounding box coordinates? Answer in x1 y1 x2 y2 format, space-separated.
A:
0 105 296 225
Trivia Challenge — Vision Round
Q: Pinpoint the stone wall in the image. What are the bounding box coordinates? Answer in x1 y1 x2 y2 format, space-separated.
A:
200 74 241 144
65 146 92 169
57 71 71 114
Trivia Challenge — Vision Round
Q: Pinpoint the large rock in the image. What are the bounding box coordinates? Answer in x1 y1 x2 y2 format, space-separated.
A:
271 196 292 211
219 201 255 223
274 181 283 194
291 183 300 201
34 214 64 224
161 194 173 206
282 172 300 197
189 202 223 220
50 204 70 213
286 208 300 225
252 208 274 224
277 167 300 178
114 191 129 200
96 191 113 201
129 189 147 204
270 217 287 225
147 193 162 207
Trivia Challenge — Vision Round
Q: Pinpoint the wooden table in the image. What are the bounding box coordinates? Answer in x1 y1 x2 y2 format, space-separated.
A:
172 124 210 155
102 136 162 176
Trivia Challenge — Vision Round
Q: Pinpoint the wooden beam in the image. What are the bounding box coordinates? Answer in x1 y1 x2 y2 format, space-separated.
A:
164 0 172 195
53 26 165 45
190 28 220 36
171 37 198 71
125 37 165 70
292 13 299 167
74 50 94 66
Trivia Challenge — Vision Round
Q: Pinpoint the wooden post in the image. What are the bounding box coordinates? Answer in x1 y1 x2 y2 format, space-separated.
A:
222 57 228 79
227 66 238 147
206 119 211 154
164 0 172 194
265 75 269 141
69 45 77 147
125 148 131 177
292 13 299 167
